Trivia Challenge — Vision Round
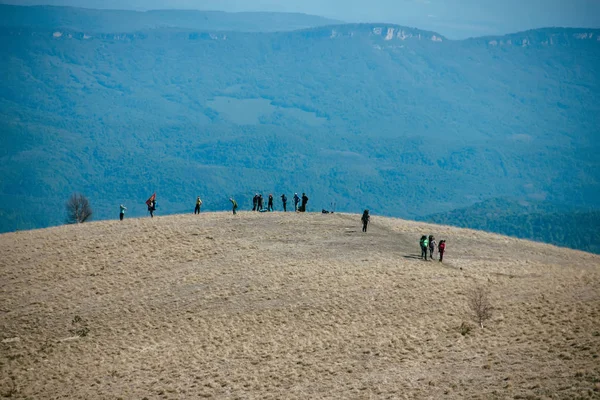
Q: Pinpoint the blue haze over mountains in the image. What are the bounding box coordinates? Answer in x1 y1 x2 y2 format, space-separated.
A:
0 4 599 252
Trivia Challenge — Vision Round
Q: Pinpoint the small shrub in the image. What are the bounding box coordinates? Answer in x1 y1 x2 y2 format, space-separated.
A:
65 193 92 224
468 286 493 328
459 322 472 336
69 315 90 337
1 376 17 398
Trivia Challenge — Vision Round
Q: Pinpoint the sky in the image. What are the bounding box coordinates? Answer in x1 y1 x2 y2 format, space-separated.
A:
2 0 600 38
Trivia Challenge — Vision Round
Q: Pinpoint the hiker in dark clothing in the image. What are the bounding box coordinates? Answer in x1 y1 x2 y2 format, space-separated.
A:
230 198 238 215
267 194 274 211
420 235 429 260
119 204 127 221
148 200 156 218
258 194 264 211
252 194 258 211
300 193 308 212
438 240 446 262
293 193 300 211
194 197 202 214
361 210 370 233
428 235 436 259
281 194 287 212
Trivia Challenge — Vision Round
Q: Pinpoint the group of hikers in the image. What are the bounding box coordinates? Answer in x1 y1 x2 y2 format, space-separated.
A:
420 235 446 262
247 193 309 213
226 192 310 215
118 195 447 263
120 192 310 219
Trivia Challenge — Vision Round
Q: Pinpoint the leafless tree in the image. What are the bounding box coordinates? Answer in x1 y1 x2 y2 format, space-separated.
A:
468 286 493 328
65 193 92 224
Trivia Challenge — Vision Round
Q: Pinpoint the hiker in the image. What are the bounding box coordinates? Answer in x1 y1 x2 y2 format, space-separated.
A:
258 194 264 211
119 204 127 221
281 194 287 212
230 198 238 215
300 193 309 212
420 235 429 260
293 193 300 211
194 196 202 214
361 209 370 233
268 194 274 211
148 200 156 218
438 240 446 262
429 235 436 259
252 194 259 211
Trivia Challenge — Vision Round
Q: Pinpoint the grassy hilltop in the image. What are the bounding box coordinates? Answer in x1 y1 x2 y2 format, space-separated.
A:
1 212 599 399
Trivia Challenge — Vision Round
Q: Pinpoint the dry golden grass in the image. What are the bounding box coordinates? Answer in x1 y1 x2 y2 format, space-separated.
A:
1 211 599 399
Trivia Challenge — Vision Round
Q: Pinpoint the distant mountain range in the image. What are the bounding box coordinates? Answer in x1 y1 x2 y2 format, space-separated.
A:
0 5 598 253
0 4 340 32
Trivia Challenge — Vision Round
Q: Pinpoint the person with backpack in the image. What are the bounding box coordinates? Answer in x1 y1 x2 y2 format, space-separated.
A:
419 235 429 260
119 204 127 221
428 235 436 259
361 210 370 233
148 200 156 218
281 194 287 212
230 198 238 215
300 193 309 212
293 193 300 211
438 240 446 262
252 194 258 211
267 194 274 211
258 194 264 211
194 196 202 214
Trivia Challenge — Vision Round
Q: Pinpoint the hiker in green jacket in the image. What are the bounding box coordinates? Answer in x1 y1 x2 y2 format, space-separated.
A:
420 235 429 260
230 198 238 215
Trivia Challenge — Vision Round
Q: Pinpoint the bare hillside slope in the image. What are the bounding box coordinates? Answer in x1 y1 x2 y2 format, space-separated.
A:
1 212 599 399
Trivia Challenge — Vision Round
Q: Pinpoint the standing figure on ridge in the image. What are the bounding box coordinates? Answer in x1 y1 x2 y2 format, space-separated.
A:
420 235 429 260
148 200 156 218
258 194 264 211
361 209 370 233
119 204 127 221
195 196 202 214
293 193 300 212
252 194 259 211
230 198 238 215
428 235 436 260
300 193 309 212
438 240 446 262
281 194 287 212
268 194 274 211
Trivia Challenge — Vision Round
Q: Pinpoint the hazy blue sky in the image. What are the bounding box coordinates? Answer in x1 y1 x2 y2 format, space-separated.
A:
2 0 600 38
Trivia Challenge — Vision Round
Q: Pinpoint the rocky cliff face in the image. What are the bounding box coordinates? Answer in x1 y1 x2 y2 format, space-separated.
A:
3 24 599 49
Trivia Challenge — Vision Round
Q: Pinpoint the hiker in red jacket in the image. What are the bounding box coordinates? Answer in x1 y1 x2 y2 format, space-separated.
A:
438 240 446 262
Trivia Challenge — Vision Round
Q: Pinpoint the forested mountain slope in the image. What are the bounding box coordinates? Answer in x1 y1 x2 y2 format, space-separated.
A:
1 6 599 236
